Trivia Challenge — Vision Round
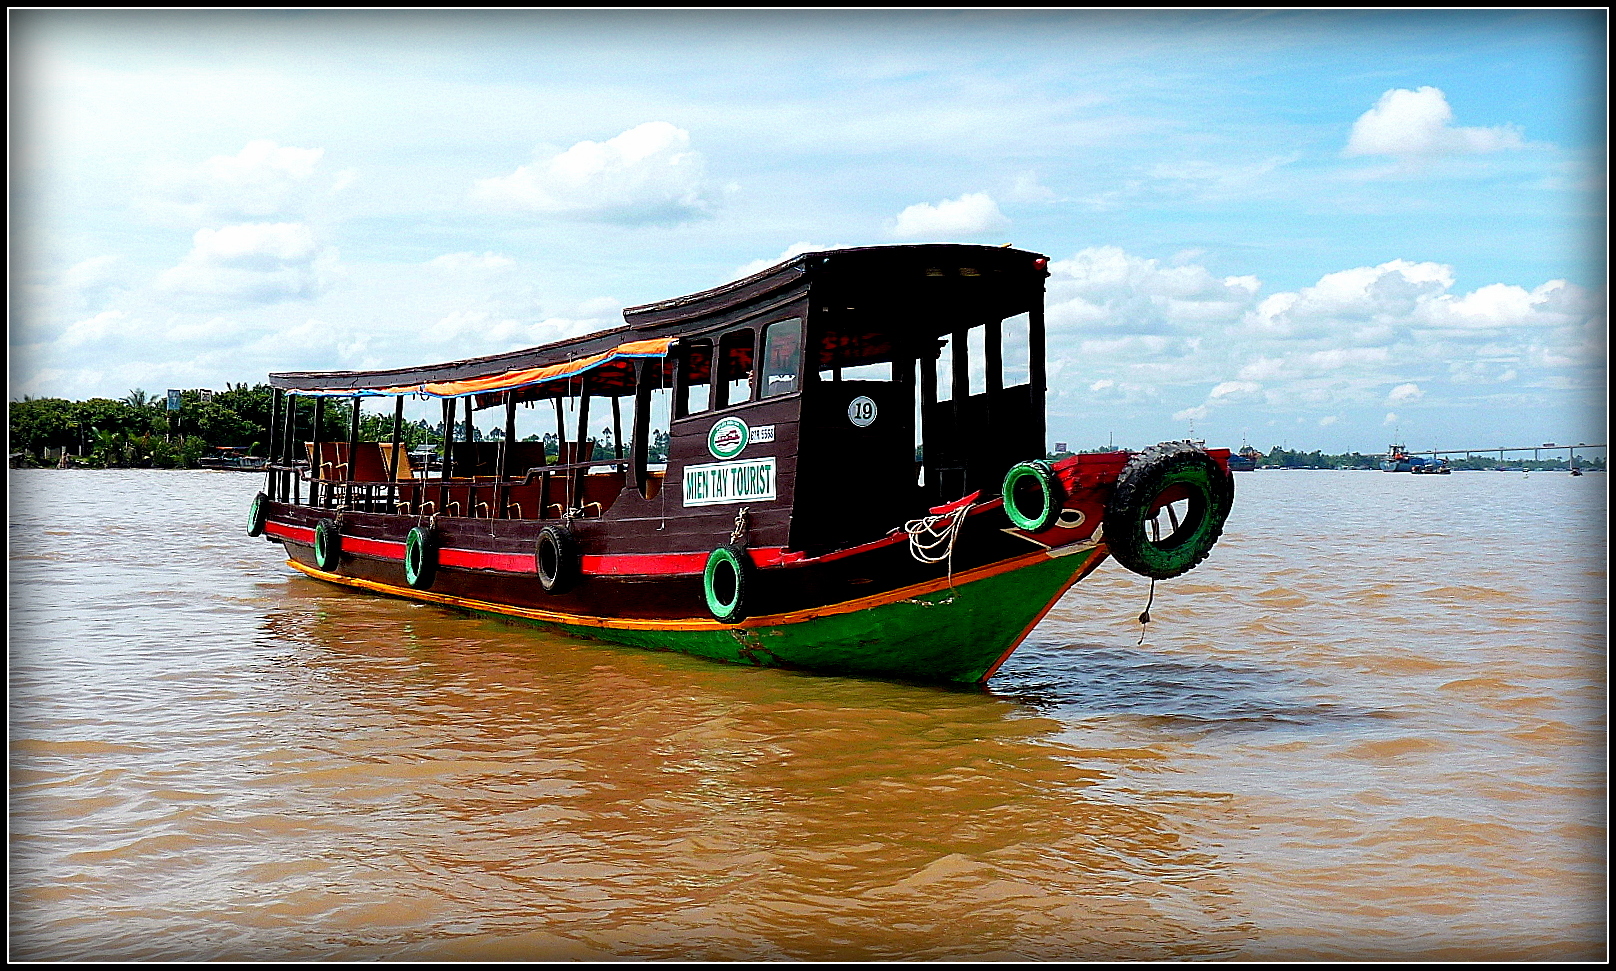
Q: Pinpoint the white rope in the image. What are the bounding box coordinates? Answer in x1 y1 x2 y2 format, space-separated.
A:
903 502 977 605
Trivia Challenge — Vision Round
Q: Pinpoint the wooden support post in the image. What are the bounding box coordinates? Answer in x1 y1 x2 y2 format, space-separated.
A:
310 396 326 508
388 396 404 511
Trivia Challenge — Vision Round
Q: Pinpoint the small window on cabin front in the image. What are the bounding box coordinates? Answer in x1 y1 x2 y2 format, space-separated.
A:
1001 312 1031 387
761 318 802 398
716 329 755 408
677 339 713 418
816 327 896 382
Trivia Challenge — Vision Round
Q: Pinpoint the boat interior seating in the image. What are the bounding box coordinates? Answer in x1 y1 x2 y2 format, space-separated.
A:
306 442 396 482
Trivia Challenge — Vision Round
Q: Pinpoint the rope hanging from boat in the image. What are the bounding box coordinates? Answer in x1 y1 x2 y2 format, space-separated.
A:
904 500 977 599
1137 577 1156 645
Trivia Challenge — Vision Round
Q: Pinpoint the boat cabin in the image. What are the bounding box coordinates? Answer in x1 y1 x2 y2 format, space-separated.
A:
265 244 1050 557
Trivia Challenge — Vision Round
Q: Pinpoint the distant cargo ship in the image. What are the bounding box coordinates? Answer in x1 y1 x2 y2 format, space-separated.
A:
1382 444 1449 473
1227 445 1262 472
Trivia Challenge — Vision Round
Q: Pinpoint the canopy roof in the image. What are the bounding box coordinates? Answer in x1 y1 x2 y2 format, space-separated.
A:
269 243 1049 401
273 336 671 400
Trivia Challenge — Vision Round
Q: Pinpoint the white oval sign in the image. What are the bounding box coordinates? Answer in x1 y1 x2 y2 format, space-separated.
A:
847 395 878 428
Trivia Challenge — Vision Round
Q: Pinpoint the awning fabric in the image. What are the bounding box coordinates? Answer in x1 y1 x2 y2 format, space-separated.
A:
288 337 672 399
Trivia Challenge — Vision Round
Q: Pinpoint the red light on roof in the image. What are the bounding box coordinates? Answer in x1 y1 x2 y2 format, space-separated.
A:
1033 257 1049 272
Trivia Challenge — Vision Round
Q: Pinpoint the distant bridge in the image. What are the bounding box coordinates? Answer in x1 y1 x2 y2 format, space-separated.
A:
1394 442 1605 463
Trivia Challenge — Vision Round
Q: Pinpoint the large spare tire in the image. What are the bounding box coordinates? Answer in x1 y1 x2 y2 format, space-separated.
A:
1103 441 1233 580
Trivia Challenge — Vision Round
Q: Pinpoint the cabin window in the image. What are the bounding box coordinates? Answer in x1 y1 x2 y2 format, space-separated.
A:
967 324 988 397
761 318 801 398
632 357 673 499
932 335 954 403
676 338 713 418
816 326 896 383
1001 312 1031 387
716 328 756 408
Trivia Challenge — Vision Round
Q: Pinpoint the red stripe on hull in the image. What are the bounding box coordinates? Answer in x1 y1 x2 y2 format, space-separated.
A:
265 522 315 543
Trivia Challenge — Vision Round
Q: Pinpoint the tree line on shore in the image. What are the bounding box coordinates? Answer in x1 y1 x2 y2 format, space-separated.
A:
10 387 1600 471
8 385 669 469
1052 444 1604 472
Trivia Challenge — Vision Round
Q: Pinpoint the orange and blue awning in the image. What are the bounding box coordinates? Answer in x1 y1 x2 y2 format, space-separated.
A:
281 337 672 399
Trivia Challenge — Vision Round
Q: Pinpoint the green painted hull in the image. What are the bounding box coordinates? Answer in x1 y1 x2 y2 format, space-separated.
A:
459 548 1101 683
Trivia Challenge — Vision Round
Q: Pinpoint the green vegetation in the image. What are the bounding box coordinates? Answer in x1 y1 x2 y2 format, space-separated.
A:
1047 444 1604 472
9 386 673 469
14 385 361 469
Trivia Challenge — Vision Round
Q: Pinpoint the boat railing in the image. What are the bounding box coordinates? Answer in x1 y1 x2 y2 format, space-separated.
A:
266 454 632 520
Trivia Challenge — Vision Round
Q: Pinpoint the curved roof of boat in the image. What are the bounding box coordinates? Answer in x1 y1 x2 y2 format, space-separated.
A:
269 243 1047 394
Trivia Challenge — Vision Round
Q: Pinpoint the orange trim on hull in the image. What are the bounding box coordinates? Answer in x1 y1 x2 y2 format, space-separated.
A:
285 540 1103 633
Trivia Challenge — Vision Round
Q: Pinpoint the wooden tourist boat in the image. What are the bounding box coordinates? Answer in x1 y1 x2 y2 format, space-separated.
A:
250 244 1234 683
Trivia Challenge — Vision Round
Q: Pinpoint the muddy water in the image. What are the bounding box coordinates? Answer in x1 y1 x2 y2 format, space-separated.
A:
7 468 1605 960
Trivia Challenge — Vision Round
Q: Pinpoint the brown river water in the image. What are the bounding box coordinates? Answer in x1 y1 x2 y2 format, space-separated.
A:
7 468 1606 961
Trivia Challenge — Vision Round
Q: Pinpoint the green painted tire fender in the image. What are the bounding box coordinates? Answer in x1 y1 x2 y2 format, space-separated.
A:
404 526 438 590
703 544 752 624
314 519 342 571
1103 441 1233 580
247 492 268 537
535 524 577 595
1002 460 1063 532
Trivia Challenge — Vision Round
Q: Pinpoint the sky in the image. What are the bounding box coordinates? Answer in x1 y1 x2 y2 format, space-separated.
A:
9 9 1607 454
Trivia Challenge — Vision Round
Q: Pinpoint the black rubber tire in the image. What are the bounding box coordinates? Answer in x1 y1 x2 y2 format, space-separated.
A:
1002 461 1063 532
1103 441 1233 580
404 525 438 590
247 492 268 537
703 544 752 624
536 524 578 595
314 520 342 572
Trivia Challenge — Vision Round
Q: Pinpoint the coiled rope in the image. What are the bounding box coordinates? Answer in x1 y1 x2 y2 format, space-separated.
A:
904 501 976 601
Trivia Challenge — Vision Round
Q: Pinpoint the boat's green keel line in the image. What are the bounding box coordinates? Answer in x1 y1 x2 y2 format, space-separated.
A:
289 546 1104 684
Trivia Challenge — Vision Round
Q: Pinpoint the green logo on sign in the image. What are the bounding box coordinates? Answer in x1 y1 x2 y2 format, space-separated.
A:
708 417 750 459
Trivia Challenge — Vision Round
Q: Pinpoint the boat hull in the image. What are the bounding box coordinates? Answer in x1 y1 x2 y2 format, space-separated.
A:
286 543 1105 684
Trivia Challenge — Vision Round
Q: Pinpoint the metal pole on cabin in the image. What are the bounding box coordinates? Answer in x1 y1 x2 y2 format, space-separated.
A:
463 395 476 514
1029 295 1047 460
552 395 567 519
435 397 449 519
288 395 300 505
347 395 361 509
633 359 653 497
499 394 516 518
920 347 938 495
388 396 404 513
951 325 969 490
267 389 280 499
574 385 592 509
985 317 1003 474
311 396 326 508
612 394 623 463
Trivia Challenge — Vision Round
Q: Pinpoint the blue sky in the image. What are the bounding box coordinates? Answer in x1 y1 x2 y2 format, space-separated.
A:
11 9 1606 453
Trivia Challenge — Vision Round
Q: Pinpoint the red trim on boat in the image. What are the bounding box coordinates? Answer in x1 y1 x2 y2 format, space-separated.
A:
342 535 403 559
265 522 314 543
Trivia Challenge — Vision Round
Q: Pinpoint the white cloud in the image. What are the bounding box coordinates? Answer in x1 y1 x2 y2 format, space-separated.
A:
733 242 854 280
156 222 337 305
472 122 720 224
1005 171 1058 203
1047 246 1261 335
1345 87 1525 162
1210 380 1263 401
1244 259 1453 338
146 140 332 223
1387 382 1423 403
890 192 1009 239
